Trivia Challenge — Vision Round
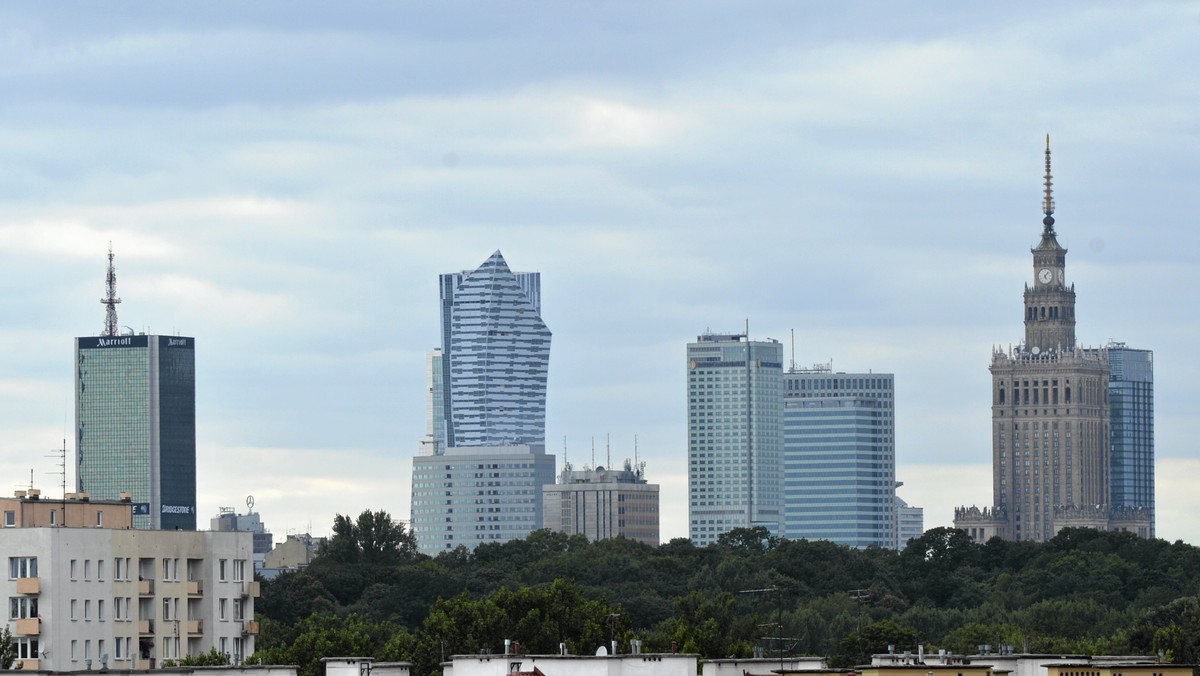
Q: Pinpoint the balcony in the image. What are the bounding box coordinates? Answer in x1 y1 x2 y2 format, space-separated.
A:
187 580 203 596
139 619 155 635
187 620 203 635
15 618 39 636
136 658 154 670
242 581 260 598
243 620 260 635
16 577 39 595
138 579 154 596
17 659 39 670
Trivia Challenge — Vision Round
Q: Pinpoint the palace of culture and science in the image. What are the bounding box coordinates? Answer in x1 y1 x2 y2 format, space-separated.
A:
955 139 1153 543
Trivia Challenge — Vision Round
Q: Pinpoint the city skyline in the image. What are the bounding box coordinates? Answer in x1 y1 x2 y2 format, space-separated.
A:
0 4 1196 546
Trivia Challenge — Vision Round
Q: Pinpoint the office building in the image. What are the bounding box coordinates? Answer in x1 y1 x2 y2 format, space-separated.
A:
210 500 273 574
896 494 924 549
542 459 660 546
411 444 555 555
1103 343 1155 536
955 139 1151 542
687 332 783 546
76 248 196 530
781 367 896 548
411 251 556 554
1 492 257 671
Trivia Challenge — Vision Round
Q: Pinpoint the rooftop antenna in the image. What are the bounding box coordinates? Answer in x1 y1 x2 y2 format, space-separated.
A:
744 318 749 338
1042 133 1056 233
606 433 611 468
591 436 595 471
101 243 122 337
563 435 568 469
46 438 68 498
634 434 639 466
790 329 796 371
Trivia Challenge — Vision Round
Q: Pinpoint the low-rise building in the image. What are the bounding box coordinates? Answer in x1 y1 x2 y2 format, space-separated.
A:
542 460 659 546
2 491 258 671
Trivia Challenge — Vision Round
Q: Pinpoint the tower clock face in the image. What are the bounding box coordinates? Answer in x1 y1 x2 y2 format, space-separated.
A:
1038 268 1053 284
1057 269 1064 284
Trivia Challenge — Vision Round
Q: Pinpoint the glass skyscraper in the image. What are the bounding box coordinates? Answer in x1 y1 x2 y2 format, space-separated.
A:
411 250 555 555
437 250 549 448
76 334 197 530
782 368 895 548
687 333 783 546
1106 343 1154 536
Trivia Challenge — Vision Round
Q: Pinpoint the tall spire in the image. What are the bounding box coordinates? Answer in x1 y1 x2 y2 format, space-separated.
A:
1042 133 1055 232
101 243 121 337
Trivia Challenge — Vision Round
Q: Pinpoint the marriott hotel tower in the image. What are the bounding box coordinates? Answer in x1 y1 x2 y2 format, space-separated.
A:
75 249 197 530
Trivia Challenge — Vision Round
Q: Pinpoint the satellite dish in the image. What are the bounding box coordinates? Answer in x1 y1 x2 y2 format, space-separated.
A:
595 646 608 657
1031 346 1041 355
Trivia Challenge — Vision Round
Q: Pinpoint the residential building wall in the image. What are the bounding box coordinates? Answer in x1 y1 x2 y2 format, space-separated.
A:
2 527 257 671
1 493 134 530
687 333 783 546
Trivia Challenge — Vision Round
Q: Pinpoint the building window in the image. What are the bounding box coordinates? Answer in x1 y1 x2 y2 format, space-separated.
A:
218 559 227 582
84 560 92 581
233 598 244 621
233 559 246 583
97 559 105 581
219 598 227 621
96 511 104 527
71 599 77 620
8 597 38 619
3 511 13 527
15 638 38 660
70 559 77 580
84 599 91 621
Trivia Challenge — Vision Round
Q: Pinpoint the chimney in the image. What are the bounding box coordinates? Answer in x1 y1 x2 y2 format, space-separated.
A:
14 490 26 498
28 489 41 499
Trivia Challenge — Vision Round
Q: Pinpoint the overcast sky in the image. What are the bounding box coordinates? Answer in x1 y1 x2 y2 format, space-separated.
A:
0 2 1197 545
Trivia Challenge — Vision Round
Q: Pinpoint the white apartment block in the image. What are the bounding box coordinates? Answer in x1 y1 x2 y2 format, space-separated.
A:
3 523 258 670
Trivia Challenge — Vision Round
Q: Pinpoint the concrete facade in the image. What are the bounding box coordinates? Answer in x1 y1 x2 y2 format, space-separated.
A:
542 460 660 545
2 524 257 671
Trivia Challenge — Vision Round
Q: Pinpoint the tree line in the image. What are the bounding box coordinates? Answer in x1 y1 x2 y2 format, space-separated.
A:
250 511 1200 676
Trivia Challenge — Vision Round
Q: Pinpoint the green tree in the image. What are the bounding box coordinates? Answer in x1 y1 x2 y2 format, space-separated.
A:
257 571 338 625
318 510 416 566
832 620 919 668
247 614 395 676
162 647 232 667
0 626 17 669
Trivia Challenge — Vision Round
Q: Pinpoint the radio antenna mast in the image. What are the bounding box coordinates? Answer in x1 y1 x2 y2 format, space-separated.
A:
46 438 68 498
101 244 122 337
